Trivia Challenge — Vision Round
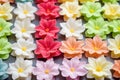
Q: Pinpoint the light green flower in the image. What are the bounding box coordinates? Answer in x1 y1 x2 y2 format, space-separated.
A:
80 2 103 20
85 18 110 39
0 18 12 38
102 0 118 3
109 20 120 37
0 37 12 59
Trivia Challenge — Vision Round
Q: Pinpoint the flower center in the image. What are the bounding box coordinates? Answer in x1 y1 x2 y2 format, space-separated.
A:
89 9 94 13
70 67 75 72
117 27 120 31
94 47 98 51
23 10 28 14
70 28 75 33
0 27 2 31
0 11 5 14
21 47 27 51
110 8 116 14
44 69 50 74
46 9 50 13
95 26 100 30
70 47 75 51
45 28 49 32
21 28 26 33
96 66 102 72
18 68 24 73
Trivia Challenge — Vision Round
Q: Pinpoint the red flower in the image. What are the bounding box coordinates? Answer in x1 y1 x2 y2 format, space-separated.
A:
35 19 59 39
36 2 60 19
34 36 61 59
35 0 57 3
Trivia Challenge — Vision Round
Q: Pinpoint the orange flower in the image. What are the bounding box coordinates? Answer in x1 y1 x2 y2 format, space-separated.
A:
112 60 120 78
82 36 109 58
59 37 84 58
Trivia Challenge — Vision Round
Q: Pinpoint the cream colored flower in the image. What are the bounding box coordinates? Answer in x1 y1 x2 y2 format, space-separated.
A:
0 2 14 20
108 35 120 58
103 3 120 20
59 2 81 21
79 0 99 3
14 2 37 20
58 0 77 3
85 56 113 80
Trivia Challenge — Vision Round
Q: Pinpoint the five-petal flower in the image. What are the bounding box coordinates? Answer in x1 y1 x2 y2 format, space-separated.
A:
59 57 87 80
33 58 59 80
60 18 85 39
35 19 59 39
85 56 113 80
34 36 61 59
14 2 37 20
59 37 84 59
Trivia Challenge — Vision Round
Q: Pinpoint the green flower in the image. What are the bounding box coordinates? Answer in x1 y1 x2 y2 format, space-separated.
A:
102 0 118 3
0 59 8 80
109 20 120 37
0 18 12 38
16 0 33 2
85 18 110 39
0 37 12 59
80 2 103 20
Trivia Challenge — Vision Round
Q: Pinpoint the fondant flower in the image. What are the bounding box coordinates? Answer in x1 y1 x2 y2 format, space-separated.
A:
80 2 102 19
109 20 120 37
33 59 59 80
59 57 87 80
85 56 113 80
0 0 14 3
35 36 61 59
0 37 11 59
7 57 33 80
103 3 120 20
11 19 35 39
0 2 14 20
60 18 85 39
59 2 81 21
59 37 84 59
35 19 59 39
0 18 12 38
11 39 36 59
102 0 118 3
85 18 110 39
14 2 37 20
0 59 8 80
82 36 109 58
35 0 56 3
108 35 120 58
112 60 120 78
58 0 77 3
16 0 33 3
79 0 99 3
36 2 60 19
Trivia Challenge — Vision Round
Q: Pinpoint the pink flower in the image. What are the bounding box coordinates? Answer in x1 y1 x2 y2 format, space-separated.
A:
35 19 59 39
59 57 87 80
33 58 59 80
35 0 57 3
34 36 61 59
36 2 60 19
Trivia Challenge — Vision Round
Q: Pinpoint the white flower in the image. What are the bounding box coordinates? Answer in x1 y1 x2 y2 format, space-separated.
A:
14 2 37 20
0 2 14 20
12 19 35 39
60 18 85 39
11 38 36 58
7 57 33 80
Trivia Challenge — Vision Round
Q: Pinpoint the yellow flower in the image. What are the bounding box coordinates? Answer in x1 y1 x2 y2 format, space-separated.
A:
79 0 99 3
59 2 81 21
103 3 120 20
0 2 14 20
58 0 77 3
108 35 120 58
85 56 113 80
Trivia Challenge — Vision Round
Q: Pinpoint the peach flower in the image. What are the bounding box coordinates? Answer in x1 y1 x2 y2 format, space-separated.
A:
0 0 14 3
112 60 120 78
82 36 109 58
59 37 84 59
